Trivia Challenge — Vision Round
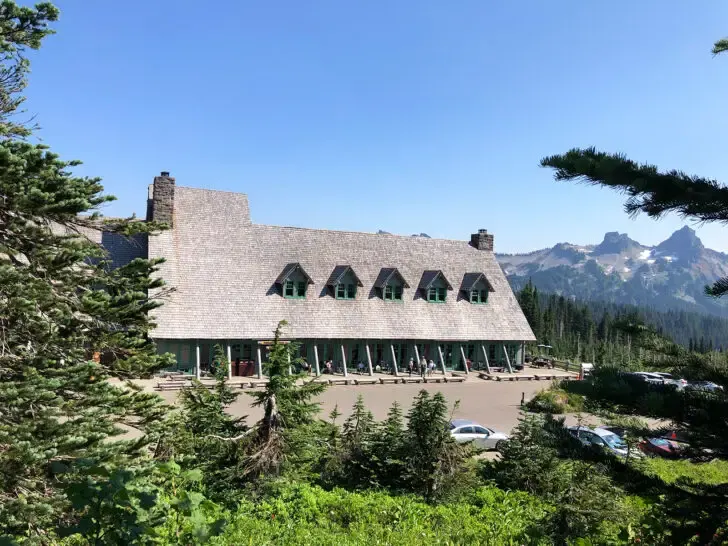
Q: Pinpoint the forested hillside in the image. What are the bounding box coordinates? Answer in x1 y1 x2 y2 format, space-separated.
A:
517 281 728 361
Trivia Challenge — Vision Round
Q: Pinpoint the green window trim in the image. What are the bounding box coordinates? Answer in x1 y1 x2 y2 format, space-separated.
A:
283 279 307 299
335 283 357 300
383 283 403 302
470 289 488 304
427 286 447 303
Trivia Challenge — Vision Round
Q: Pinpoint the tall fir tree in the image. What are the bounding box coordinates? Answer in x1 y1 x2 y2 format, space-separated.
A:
0 2 173 539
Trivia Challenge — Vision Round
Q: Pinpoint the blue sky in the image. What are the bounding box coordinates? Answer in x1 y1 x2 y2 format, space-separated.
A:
23 1 728 253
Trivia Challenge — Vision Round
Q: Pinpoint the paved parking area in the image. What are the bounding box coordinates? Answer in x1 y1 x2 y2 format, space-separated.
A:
159 379 591 434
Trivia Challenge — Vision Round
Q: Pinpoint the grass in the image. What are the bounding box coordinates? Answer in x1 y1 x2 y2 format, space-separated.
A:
637 457 728 485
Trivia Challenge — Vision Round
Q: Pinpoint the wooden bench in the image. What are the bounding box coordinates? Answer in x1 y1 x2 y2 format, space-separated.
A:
534 374 556 381
379 377 399 384
401 377 424 384
328 379 350 386
353 378 378 385
445 377 466 383
424 377 444 383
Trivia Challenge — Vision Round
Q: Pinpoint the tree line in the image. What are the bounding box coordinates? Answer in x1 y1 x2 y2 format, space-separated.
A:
517 280 728 364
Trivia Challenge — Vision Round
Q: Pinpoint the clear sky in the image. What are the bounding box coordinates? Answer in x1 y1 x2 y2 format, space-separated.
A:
22 1 728 253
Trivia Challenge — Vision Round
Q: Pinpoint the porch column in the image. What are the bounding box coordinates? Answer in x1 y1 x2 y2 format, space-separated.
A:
437 345 447 375
413 344 421 371
226 343 232 379
521 342 526 366
340 343 348 377
256 345 263 379
502 344 514 373
287 352 292 375
481 344 491 374
389 343 399 376
459 345 469 375
365 343 374 376
195 341 201 379
313 344 321 376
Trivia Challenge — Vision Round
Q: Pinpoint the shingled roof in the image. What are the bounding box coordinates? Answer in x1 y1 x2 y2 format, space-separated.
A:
147 186 536 342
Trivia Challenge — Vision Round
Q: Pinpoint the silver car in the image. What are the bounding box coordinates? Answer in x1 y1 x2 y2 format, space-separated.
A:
568 425 631 457
449 419 509 451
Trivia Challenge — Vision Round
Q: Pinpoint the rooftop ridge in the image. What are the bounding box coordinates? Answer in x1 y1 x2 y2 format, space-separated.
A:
249 222 481 247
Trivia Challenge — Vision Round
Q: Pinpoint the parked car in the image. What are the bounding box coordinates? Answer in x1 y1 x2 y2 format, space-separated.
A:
639 437 684 458
622 372 665 385
449 419 509 451
567 426 630 457
651 372 688 389
685 381 724 393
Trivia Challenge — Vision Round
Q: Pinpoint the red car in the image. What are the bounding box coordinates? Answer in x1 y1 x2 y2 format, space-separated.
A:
639 437 684 458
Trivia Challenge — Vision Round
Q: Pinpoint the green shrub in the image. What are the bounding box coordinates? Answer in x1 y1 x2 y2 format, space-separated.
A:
526 388 585 414
210 483 551 545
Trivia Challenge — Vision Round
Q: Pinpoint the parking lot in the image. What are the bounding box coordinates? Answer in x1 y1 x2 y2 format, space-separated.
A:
158 379 597 434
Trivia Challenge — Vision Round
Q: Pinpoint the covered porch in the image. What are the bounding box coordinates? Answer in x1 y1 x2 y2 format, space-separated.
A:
154 338 526 379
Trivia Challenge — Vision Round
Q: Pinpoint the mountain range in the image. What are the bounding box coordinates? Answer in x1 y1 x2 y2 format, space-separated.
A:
496 226 728 318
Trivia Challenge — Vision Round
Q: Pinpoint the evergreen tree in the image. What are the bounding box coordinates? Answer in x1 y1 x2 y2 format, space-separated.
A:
402 391 471 502
0 3 174 539
244 321 327 478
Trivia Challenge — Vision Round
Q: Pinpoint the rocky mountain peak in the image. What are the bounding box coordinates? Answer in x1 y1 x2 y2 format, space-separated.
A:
655 226 704 262
592 231 641 256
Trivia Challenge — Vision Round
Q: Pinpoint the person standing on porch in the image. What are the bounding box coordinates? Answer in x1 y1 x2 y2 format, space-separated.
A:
408 358 414 377
420 356 427 378
428 359 435 376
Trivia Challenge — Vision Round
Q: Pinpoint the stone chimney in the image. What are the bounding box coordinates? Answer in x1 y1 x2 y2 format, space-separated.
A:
470 229 494 251
151 171 175 226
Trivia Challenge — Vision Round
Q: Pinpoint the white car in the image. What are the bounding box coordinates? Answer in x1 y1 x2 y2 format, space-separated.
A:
449 419 509 451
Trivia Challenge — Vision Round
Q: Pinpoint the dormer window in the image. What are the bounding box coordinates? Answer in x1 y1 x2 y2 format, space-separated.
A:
419 270 453 303
327 265 363 300
275 263 314 300
284 279 307 299
384 283 403 301
460 272 494 304
428 287 447 302
374 267 409 302
470 289 488 303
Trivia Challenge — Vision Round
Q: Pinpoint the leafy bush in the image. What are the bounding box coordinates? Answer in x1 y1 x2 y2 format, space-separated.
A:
526 388 585 414
210 483 551 546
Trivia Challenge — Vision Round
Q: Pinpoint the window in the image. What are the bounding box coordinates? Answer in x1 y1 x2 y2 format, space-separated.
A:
336 283 356 300
384 283 403 301
284 280 306 299
457 426 474 434
470 289 488 303
472 426 490 435
427 286 446 302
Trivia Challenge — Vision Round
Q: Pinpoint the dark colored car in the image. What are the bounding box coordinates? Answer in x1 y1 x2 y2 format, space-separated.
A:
639 437 684 458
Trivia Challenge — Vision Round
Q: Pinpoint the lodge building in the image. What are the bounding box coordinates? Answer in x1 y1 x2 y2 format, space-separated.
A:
117 173 535 378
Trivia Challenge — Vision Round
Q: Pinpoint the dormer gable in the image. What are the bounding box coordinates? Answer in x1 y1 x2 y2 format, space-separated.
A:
326 265 363 299
460 272 494 304
418 270 453 303
275 262 314 299
374 267 410 301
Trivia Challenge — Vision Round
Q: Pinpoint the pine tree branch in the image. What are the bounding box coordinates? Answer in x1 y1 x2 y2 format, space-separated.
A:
713 38 728 56
706 276 728 298
540 147 728 222
207 427 255 442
